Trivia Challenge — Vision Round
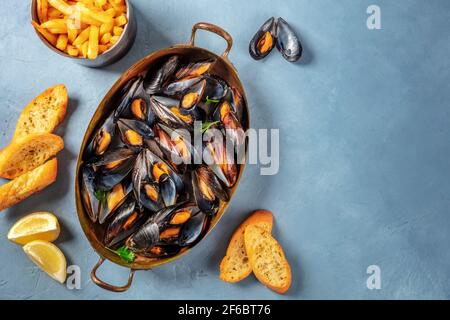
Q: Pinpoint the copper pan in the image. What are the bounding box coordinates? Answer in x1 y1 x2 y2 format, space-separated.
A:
75 23 250 292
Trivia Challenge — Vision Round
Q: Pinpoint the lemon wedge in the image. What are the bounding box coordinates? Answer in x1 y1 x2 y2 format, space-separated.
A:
7 212 60 245
23 240 67 283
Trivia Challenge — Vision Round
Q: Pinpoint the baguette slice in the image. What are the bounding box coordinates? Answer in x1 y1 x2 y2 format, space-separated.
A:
13 84 68 140
0 133 64 179
244 224 291 294
220 210 273 283
0 158 58 211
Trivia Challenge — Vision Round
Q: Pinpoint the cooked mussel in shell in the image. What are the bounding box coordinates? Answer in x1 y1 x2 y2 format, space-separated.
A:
214 100 245 147
249 17 276 60
81 165 100 223
117 118 154 147
150 95 203 128
98 180 133 224
192 165 229 215
175 59 215 80
104 195 147 247
144 55 180 95
180 79 206 110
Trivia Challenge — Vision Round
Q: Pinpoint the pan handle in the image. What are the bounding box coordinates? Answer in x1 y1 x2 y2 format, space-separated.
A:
90 257 135 292
189 22 233 59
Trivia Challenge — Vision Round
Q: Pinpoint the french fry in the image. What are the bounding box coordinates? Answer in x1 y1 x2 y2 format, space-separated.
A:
113 26 123 37
76 2 112 24
95 0 107 8
99 20 113 36
72 26 90 46
109 35 119 45
66 45 79 56
98 44 108 53
87 25 99 59
40 19 68 30
47 7 64 19
48 28 68 34
37 0 49 23
67 27 78 43
100 32 111 44
48 0 74 16
31 21 57 45
81 41 89 58
56 34 68 50
114 15 127 27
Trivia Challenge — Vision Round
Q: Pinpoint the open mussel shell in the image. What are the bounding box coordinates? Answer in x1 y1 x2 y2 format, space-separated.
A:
143 55 180 95
213 100 245 147
203 75 228 101
125 218 160 253
132 149 184 209
98 180 133 224
249 17 276 60
276 17 302 62
175 59 215 80
150 95 201 129
104 195 147 247
117 118 154 147
93 149 137 191
180 79 206 110
81 165 100 223
139 181 164 213
86 114 116 157
192 165 229 215
154 123 197 172
163 76 203 97
114 76 144 120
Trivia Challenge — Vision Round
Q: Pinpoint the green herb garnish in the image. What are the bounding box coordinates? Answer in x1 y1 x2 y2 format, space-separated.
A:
205 96 220 104
109 246 135 263
94 190 108 204
201 121 220 133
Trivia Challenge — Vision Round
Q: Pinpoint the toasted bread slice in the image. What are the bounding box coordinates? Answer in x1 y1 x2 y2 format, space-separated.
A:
13 84 68 140
220 210 273 283
0 133 63 179
244 224 291 294
0 158 58 211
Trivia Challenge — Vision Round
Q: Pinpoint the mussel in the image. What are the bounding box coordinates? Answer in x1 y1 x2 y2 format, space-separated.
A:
81 165 100 223
150 95 203 128
192 165 229 215
276 17 302 62
132 149 184 209
175 59 215 80
163 76 203 97
154 123 195 171
114 76 144 120
204 131 238 188
104 195 147 247
86 114 115 157
98 180 133 224
180 79 206 110
214 100 245 147
249 17 276 60
117 118 154 147
144 55 180 95
90 147 137 191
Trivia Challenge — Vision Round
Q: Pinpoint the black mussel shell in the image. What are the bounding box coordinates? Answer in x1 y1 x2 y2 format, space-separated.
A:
276 17 302 62
139 181 164 213
203 75 228 101
88 147 136 171
104 196 147 247
192 165 229 215
81 165 100 223
163 76 203 97
86 113 115 157
213 101 245 147
177 211 208 246
114 76 144 120
150 96 195 129
117 118 154 147
175 59 215 80
94 156 135 191
249 17 276 60
144 55 180 95
98 180 133 224
180 79 206 110
140 244 181 258
126 218 160 252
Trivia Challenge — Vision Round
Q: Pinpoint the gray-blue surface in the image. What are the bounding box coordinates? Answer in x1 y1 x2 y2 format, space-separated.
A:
1 0 449 299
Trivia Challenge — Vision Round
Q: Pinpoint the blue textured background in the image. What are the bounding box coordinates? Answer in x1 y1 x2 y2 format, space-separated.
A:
1 0 449 299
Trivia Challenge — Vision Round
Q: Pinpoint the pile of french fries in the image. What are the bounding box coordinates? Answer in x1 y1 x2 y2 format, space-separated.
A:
32 0 128 59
